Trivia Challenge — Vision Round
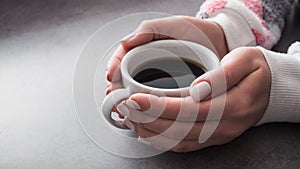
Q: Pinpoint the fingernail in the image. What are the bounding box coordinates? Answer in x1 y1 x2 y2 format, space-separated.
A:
120 32 135 42
126 99 141 110
138 137 151 145
189 81 211 102
117 104 129 116
123 117 135 131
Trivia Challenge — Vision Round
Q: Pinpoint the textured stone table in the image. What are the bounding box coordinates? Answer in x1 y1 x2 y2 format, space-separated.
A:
0 0 299 168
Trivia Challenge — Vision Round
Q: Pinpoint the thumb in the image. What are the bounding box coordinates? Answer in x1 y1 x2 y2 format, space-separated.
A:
120 30 155 50
120 17 188 50
189 47 258 102
106 27 157 82
120 19 167 50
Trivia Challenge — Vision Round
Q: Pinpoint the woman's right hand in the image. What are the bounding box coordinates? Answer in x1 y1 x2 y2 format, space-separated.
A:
106 16 228 95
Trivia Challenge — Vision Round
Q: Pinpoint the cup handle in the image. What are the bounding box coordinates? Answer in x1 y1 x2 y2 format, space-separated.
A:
101 88 131 129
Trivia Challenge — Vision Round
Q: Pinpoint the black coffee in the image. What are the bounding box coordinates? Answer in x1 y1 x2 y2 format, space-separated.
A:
132 58 206 89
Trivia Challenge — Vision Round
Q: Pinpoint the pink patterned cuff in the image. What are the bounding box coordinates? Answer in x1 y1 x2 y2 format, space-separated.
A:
197 0 276 49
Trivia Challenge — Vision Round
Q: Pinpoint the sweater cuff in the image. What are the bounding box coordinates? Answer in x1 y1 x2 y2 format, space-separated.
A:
197 0 276 50
205 10 256 51
256 44 300 125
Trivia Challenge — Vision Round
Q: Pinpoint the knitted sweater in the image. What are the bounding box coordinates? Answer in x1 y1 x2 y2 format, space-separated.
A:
197 0 300 125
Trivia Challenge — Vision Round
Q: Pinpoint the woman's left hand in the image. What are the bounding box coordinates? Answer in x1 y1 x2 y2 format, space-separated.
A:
117 47 271 152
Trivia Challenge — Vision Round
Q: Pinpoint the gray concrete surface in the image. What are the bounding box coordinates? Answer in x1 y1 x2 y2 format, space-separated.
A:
0 0 299 168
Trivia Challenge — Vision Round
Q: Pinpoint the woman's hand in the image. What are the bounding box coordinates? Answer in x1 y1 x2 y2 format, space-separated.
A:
117 47 271 152
106 16 228 95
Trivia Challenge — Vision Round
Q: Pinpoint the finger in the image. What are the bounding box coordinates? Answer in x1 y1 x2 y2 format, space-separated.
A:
105 81 122 94
117 101 158 123
110 81 123 91
125 88 250 122
121 102 206 139
121 20 169 50
140 118 232 140
107 19 170 83
122 16 212 50
169 139 216 152
106 45 128 82
126 93 208 121
125 16 217 51
190 47 260 102
134 123 219 152
127 95 247 145
121 31 155 50
105 87 111 95
126 93 238 121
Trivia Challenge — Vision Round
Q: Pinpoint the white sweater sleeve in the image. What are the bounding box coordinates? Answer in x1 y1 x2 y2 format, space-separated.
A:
256 42 300 125
196 0 300 124
196 0 294 51
196 0 276 51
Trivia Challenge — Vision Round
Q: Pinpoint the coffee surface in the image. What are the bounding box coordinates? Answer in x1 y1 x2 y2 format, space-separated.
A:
133 58 205 89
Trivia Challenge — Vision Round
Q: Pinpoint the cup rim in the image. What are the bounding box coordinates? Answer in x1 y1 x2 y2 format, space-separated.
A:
121 40 219 94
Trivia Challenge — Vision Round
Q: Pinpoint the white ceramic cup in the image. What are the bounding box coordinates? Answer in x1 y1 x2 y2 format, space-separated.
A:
101 40 219 129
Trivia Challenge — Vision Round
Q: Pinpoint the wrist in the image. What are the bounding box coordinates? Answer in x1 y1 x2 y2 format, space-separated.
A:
180 16 228 59
205 20 228 59
255 46 300 125
205 10 256 51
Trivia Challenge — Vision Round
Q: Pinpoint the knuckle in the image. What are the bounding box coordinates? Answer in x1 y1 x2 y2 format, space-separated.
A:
248 48 260 64
128 93 140 102
225 67 234 81
138 20 154 32
180 98 198 120
252 49 267 68
139 20 151 27
236 47 262 67
175 15 191 21
233 96 251 120
224 128 241 139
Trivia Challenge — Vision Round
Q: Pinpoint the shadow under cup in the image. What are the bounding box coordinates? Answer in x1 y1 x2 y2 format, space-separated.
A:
101 40 220 129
